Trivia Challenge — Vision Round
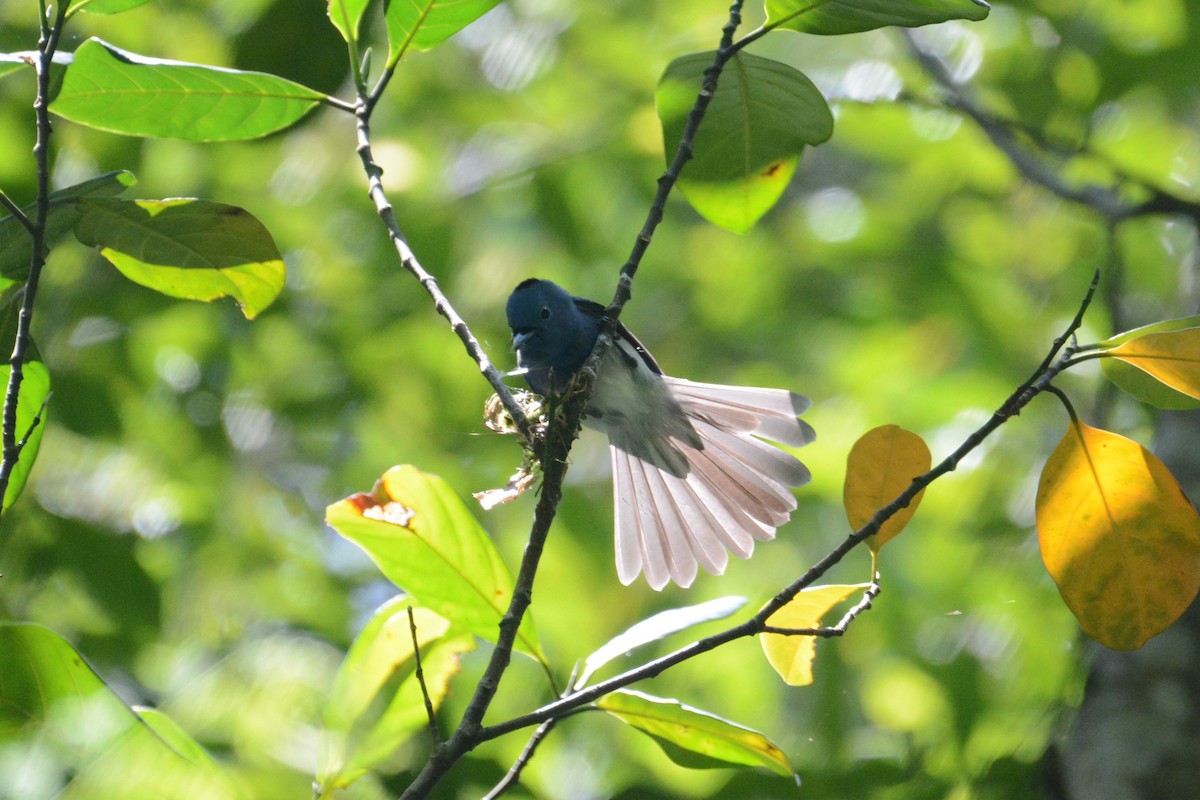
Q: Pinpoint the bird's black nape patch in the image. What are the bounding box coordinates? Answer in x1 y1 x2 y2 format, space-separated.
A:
514 277 542 291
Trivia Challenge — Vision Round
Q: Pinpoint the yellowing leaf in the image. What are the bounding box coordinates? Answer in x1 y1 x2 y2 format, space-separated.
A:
760 583 869 686
844 424 932 551
597 689 796 778
1036 420 1200 650
326 465 543 661
1106 327 1200 401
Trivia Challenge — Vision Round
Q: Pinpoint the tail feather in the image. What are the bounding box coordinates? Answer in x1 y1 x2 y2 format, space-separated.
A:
609 379 815 590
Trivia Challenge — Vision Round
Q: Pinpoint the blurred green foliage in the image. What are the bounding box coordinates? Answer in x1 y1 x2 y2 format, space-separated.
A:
1 0 1197 797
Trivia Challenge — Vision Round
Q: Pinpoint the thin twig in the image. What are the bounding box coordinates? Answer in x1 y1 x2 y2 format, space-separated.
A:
0 192 34 234
606 0 748 319
0 2 67 524
482 662 583 799
761 581 882 637
480 717 559 800
406 605 440 747
903 31 1200 225
475 272 1100 742
351 102 531 440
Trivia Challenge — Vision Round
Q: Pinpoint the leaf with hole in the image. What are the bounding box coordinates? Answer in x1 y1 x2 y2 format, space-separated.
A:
1036 420 1200 650
326 465 544 661
52 38 324 141
318 598 473 792
598 690 796 778
760 583 870 686
73 197 285 319
844 424 931 551
657 51 832 233
766 0 990 36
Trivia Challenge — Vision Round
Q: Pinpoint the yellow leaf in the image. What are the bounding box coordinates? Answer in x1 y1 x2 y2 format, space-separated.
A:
760 584 869 686
1036 420 1200 650
844 425 932 551
1107 327 1200 401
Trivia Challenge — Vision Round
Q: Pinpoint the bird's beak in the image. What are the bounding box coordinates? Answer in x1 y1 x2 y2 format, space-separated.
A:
511 331 532 351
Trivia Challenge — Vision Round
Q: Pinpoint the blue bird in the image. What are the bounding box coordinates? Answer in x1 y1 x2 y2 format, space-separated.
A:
506 278 815 590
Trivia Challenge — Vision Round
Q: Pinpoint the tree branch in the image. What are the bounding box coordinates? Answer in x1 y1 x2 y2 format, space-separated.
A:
606 0 747 319
475 271 1100 742
0 1 67 524
903 31 1200 225
351 101 532 440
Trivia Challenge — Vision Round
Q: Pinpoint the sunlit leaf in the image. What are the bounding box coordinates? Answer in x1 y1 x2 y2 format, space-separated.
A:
318 598 474 792
71 0 155 14
134 707 226 774
0 59 26 82
1104 327 1200 403
328 0 374 45
576 596 746 688
1036 420 1200 650
73 198 285 320
1097 316 1200 408
844 424 931 551
0 623 237 799
384 0 502 61
0 170 136 280
598 690 796 779
326 465 544 660
52 39 324 141
760 583 869 686
657 51 832 233
766 0 990 36
0 306 49 512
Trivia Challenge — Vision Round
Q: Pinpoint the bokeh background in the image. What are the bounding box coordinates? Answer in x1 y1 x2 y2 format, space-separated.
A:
1 0 1198 797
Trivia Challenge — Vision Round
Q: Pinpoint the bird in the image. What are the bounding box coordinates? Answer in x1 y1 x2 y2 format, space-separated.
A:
505 278 815 590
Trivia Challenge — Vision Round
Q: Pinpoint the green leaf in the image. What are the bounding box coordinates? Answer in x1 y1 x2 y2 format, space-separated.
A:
326 465 545 661
133 707 225 773
71 0 155 14
328 0 374 45
657 51 832 233
766 0 990 36
0 623 238 799
0 306 49 512
73 198 285 320
52 39 325 141
1097 317 1200 409
318 599 474 792
0 170 136 281
384 0 502 62
598 690 797 779
576 596 746 688
0 58 28 82
1036 420 1200 650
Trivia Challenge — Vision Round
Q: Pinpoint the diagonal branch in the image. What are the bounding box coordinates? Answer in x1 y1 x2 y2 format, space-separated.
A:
352 103 532 440
475 271 1100 742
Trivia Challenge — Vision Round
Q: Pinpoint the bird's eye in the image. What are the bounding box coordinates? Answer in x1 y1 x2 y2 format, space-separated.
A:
540 306 551 320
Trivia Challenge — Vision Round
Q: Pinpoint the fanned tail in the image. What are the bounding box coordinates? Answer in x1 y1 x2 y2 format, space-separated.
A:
611 378 815 590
